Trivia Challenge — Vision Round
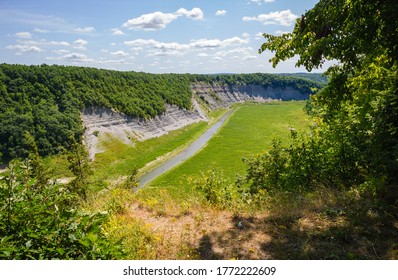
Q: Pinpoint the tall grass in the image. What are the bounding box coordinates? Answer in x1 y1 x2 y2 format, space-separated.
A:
150 102 309 193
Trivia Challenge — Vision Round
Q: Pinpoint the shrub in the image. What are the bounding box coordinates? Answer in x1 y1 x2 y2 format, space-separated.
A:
0 159 123 259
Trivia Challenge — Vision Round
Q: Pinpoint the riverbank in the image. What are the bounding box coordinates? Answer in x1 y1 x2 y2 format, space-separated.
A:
138 109 234 188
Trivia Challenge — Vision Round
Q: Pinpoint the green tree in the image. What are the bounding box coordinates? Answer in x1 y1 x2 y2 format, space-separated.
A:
65 137 92 200
255 0 398 198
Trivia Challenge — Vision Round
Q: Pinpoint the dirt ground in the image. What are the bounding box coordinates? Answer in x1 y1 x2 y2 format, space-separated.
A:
127 195 398 260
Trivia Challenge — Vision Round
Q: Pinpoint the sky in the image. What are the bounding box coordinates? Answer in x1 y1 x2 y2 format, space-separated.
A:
0 0 324 74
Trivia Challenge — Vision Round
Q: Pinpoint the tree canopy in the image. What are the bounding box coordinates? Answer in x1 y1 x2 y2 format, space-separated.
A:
0 64 322 160
254 0 398 200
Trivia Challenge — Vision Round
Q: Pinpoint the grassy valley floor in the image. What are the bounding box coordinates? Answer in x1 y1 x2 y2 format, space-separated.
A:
147 101 310 199
51 101 398 260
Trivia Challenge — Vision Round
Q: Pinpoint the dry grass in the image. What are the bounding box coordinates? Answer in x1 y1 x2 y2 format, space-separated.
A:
130 186 398 259
85 183 398 260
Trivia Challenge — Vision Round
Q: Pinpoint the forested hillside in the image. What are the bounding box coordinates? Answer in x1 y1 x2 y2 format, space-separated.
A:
0 64 322 160
191 73 322 95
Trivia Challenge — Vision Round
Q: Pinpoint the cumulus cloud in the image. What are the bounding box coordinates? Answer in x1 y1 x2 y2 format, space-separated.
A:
33 28 49 33
125 36 248 54
176 8 203 20
215 10 227 16
191 37 248 48
52 49 70 55
73 38 88 50
111 28 125 35
243 55 257 60
215 47 254 58
75 26 95 33
255 32 264 40
243 9 298 26
122 8 204 31
275 30 289 35
111 50 129 57
63 52 88 61
197 53 209 57
6 44 43 54
15 32 32 39
124 36 249 58
249 0 275 4
48 40 70 46
7 38 71 55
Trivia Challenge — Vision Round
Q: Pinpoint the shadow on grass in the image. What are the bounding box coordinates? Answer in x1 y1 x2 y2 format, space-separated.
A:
194 198 398 260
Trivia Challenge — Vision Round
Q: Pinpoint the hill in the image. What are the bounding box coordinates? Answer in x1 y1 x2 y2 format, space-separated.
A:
0 64 323 160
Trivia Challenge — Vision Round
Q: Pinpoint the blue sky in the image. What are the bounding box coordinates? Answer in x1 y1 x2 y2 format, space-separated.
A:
0 0 324 73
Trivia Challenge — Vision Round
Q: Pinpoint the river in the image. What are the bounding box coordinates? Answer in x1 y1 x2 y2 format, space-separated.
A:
138 109 234 188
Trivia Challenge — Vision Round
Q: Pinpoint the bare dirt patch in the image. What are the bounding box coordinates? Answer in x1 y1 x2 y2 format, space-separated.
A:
124 190 398 260
128 201 272 259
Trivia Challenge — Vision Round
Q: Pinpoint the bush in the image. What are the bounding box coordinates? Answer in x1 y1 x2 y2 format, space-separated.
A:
0 159 123 259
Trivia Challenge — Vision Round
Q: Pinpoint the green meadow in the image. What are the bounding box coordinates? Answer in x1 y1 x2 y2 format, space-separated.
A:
148 101 309 192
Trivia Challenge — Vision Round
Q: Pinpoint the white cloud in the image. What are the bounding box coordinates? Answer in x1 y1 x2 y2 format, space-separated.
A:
6 44 43 54
176 8 203 20
215 10 227 16
215 47 254 58
122 11 177 31
52 49 70 54
197 53 209 57
124 36 248 55
48 40 70 46
63 52 88 61
7 38 71 55
275 30 289 35
122 8 204 31
111 28 125 35
254 32 264 40
75 26 95 33
20 39 70 47
15 32 32 39
124 39 159 47
190 39 221 48
73 39 88 50
111 50 129 57
190 37 248 49
242 55 257 60
243 9 298 26
33 28 49 33
249 0 275 5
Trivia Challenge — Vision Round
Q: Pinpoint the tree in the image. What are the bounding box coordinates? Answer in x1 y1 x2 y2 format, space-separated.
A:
256 0 398 198
65 136 92 200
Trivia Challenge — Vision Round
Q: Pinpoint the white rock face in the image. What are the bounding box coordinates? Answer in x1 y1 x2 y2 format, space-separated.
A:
191 83 309 109
81 98 207 159
81 83 310 158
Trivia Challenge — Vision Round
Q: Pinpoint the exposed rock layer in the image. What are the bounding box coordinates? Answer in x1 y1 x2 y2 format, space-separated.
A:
191 83 309 109
82 99 207 159
82 83 310 158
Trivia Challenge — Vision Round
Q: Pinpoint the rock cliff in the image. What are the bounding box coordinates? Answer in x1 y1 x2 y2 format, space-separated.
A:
82 98 207 159
82 83 310 158
191 83 310 109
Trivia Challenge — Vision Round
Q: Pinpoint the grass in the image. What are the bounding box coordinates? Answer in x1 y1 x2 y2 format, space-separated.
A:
42 101 398 260
149 101 310 194
90 108 227 182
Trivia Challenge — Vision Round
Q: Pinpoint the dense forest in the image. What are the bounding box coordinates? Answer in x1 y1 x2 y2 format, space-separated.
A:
0 64 323 160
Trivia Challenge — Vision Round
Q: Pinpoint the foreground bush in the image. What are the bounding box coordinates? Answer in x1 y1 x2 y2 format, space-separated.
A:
0 159 123 259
